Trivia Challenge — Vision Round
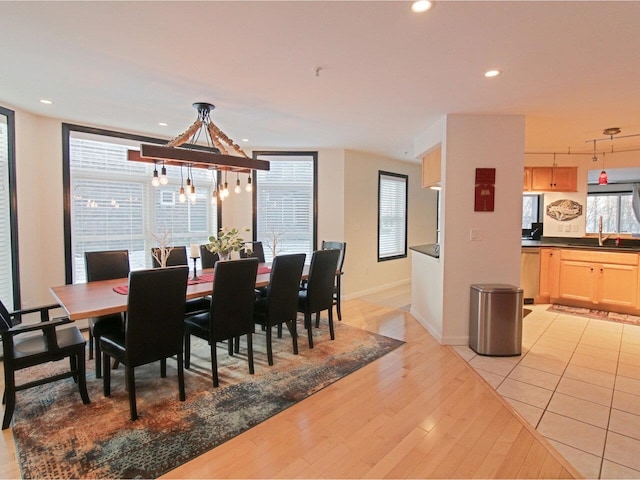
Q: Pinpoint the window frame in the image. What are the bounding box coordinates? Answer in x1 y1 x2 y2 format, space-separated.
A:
0 105 20 310
586 189 640 234
251 151 318 261
377 170 408 262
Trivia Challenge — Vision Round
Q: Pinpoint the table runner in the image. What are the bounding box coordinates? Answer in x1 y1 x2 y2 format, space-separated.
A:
113 266 271 295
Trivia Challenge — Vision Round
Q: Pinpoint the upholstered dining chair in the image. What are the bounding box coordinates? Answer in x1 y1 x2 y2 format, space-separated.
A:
199 245 219 269
184 257 259 387
321 240 347 322
240 241 266 263
85 250 130 378
297 249 341 349
151 245 210 315
253 253 306 365
100 266 189 421
0 299 90 429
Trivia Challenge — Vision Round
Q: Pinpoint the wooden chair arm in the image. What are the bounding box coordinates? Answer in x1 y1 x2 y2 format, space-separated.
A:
4 317 72 337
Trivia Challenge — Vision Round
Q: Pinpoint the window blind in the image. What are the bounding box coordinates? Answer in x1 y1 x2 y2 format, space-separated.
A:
68 132 218 283
378 171 408 260
255 154 315 262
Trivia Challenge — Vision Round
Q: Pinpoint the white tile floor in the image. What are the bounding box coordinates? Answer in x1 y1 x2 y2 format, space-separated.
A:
454 304 640 479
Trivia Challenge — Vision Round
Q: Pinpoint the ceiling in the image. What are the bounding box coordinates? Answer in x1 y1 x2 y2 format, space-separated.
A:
2 1 640 161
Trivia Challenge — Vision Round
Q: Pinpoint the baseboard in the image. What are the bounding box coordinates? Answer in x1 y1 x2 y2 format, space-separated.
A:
343 278 410 301
409 307 443 343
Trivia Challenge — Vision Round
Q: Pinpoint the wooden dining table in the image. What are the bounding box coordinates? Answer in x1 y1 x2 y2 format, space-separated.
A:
50 264 307 321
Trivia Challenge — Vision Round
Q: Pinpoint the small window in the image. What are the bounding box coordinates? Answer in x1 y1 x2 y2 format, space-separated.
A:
586 192 640 234
522 194 541 229
378 171 408 261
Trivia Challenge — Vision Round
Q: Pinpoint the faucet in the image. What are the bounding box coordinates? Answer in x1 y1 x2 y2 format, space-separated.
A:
598 215 609 246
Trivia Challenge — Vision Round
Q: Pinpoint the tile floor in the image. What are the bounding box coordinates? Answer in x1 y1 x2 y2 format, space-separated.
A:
454 304 640 479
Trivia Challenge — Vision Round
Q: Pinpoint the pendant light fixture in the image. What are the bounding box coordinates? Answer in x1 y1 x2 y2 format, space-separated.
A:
179 164 186 203
152 163 160 187
235 172 241 194
246 174 252 192
160 161 169 185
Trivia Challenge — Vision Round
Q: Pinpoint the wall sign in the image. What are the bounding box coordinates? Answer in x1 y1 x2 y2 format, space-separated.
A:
474 168 495 212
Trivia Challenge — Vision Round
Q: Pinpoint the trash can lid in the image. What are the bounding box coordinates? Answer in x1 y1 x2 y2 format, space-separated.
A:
471 283 522 293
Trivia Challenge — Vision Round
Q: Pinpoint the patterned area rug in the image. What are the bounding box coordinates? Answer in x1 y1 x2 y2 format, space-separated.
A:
547 304 640 326
12 323 403 479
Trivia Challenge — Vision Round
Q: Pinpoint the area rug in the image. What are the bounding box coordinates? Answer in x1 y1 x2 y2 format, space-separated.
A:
547 304 640 326
12 322 404 479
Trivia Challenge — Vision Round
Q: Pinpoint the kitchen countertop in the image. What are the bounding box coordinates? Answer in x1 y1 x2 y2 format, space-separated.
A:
410 244 440 258
522 237 640 253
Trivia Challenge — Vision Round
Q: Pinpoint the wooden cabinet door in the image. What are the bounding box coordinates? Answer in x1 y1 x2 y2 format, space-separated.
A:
530 167 554 191
597 263 638 307
422 146 442 188
551 167 578 192
559 260 595 302
523 167 532 191
538 248 560 302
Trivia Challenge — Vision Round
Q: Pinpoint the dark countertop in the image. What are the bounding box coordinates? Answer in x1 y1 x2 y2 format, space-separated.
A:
410 243 440 258
522 237 640 253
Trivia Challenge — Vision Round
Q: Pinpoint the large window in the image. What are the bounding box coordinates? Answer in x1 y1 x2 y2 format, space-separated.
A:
0 106 19 309
522 194 541 229
64 125 219 283
586 191 640 234
253 152 317 263
378 171 408 261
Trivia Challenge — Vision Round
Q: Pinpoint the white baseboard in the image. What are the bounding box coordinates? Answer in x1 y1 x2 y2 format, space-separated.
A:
343 278 410 301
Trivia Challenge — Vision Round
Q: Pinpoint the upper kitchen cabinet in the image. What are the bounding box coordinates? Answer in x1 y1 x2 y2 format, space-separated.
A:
524 166 578 192
422 145 442 188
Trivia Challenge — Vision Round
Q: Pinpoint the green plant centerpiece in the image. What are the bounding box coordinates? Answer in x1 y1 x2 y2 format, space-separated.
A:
206 227 249 260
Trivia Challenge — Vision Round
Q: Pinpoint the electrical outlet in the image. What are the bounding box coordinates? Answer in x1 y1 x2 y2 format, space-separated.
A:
470 229 482 241
564 225 571 232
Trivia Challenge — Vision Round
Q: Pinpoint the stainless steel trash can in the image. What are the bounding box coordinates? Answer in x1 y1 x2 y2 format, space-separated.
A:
469 284 523 356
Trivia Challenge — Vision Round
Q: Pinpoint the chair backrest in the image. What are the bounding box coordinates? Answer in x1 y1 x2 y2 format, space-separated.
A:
322 241 346 272
125 266 189 366
0 300 13 332
209 258 259 342
85 250 130 282
151 246 188 268
265 253 306 324
240 241 266 263
200 245 219 269
305 249 341 312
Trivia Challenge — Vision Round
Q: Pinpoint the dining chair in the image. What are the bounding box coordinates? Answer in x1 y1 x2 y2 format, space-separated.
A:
0 299 90 430
199 245 219 269
253 253 306 365
151 245 210 315
184 257 259 387
297 249 341 349
100 266 189 421
321 240 347 322
240 241 266 263
85 250 129 378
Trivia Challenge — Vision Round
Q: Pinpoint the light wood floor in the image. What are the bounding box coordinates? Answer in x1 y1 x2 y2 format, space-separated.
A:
0 285 580 479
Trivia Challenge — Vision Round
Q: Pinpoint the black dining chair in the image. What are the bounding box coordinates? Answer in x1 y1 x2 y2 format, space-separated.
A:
253 253 306 365
85 250 130 378
100 266 189 421
199 245 219 269
184 258 259 387
240 241 266 263
297 249 341 349
321 241 347 322
0 300 90 429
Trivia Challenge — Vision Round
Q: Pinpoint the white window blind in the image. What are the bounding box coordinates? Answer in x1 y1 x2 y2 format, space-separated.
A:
378 171 408 261
255 154 315 262
0 113 14 308
68 131 218 282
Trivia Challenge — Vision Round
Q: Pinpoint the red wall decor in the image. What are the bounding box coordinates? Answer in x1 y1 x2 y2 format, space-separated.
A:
474 168 495 212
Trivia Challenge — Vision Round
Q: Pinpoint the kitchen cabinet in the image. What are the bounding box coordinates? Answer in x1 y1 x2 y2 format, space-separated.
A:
527 166 578 192
557 249 639 310
523 167 532 191
537 248 559 303
422 145 441 188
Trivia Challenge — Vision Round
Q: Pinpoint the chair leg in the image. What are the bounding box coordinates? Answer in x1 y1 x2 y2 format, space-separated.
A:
247 333 254 375
177 353 186 402
315 312 320 328
288 319 299 355
126 366 138 421
328 308 335 340
306 312 314 349
266 327 274 366
228 339 233 356
76 350 91 405
2 371 16 430
103 352 111 397
211 342 219 387
160 358 167 378
336 277 342 321
234 336 240 354
184 333 191 369
70 354 78 383
88 329 94 360
277 323 283 338
95 337 103 379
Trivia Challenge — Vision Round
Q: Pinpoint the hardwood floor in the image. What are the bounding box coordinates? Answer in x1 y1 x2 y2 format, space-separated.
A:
0 285 579 479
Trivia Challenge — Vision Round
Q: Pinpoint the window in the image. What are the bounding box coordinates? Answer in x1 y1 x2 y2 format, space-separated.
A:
0 106 19 309
522 194 541 229
64 125 219 283
378 171 408 261
253 152 317 263
586 192 640 234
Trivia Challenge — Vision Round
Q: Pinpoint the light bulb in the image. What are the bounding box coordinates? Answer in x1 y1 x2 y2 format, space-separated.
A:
190 195 196 204
246 176 253 192
160 165 168 185
211 191 216 204
235 179 241 194
152 169 160 187
179 186 186 203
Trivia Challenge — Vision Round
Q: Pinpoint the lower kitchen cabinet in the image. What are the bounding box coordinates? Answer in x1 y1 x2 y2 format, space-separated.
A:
537 248 559 303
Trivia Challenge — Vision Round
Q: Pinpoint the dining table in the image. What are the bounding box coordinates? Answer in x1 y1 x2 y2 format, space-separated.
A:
50 263 307 321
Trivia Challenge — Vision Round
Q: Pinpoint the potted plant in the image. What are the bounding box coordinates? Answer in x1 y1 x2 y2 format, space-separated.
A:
206 227 249 261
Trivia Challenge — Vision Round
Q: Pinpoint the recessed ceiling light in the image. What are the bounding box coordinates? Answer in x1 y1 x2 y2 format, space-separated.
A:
411 0 433 13
242 138 249 142
158 122 168 127
39 99 53 105
484 69 501 78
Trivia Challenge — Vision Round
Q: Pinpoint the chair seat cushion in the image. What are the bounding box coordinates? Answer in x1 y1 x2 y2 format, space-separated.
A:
89 314 123 337
13 326 85 360
253 297 269 325
184 312 210 340
185 297 211 315
99 331 127 359
297 290 308 309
